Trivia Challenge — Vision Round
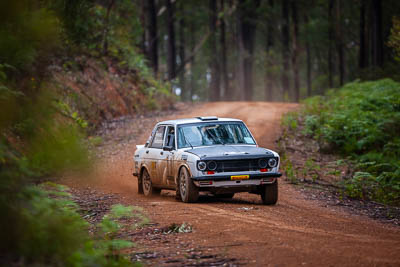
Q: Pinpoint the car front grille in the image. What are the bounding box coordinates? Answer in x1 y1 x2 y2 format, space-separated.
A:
216 159 259 172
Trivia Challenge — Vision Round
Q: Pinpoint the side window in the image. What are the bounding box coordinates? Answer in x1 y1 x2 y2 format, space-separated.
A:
150 126 165 148
164 126 175 148
145 127 157 147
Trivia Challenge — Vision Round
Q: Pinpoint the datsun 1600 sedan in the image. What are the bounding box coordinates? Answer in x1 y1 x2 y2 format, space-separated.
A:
132 116 282 204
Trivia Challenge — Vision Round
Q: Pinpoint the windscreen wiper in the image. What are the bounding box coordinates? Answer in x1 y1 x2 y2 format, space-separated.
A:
181 129 193 149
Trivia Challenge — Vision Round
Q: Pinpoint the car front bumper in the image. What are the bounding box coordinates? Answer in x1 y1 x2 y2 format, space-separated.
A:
192 172 281 188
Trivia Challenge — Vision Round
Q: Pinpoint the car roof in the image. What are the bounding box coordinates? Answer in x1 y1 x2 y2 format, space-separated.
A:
157 117 243 126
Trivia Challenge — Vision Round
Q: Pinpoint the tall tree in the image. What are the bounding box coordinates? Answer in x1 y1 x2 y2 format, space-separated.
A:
265 0 275 101
102 0 116 55
304 13 312 97
209 0 220 101
237 0 261 101
281 0 290 99
144 0 158 75
336 0 344 86
178 1 187 100
166 0 176 81
359 0 368 69
371 0 383 67
291 0 300 102
328 0 335 88
220 0 229 100
189 16 196 101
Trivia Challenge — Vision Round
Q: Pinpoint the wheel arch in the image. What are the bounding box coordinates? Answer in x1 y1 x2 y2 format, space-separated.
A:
139 164 151 181
175 163 193 185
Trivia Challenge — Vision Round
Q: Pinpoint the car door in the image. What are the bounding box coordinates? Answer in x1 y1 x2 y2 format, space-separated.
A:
158 125 176 187
146 125 166 185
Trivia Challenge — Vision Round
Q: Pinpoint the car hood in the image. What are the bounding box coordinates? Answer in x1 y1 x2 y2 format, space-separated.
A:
186 145 275 160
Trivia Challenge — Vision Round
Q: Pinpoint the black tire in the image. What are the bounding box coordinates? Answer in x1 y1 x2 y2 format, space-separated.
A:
215 193 235 199
175 181 182 201
179 167 199 203
261 180 278 205
138 174 144 194
141 168 158 196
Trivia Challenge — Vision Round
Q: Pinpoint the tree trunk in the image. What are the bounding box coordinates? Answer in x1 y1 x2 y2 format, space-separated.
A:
220 0 229 100
291 0 300 102
139 0 146 55
102 0 116 55
189 18 196 101
166 0 176 81
359 0 368 69
328 0 335 88
265 0 274 102
238 0 261 101
144 0 158 75
178 1 187 100
336 0 344 86
304 13 312 97
209 0 220 101
281 0 290 100
371 0 383 67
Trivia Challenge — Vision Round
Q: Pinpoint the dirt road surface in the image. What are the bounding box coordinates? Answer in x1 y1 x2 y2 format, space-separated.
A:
66 102 400 266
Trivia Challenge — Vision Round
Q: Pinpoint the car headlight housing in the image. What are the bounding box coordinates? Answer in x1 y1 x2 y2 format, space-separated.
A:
197 161 207 171
207 161 217 171
268 158 278 168
258 158 268 169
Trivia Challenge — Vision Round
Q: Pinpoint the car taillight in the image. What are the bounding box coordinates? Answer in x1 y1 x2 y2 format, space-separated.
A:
260 168 268 172
207 171 215 175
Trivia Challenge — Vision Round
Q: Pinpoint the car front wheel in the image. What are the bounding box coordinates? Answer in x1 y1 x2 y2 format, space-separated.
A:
142 169 161 196
179 167 199 203
261 180 278 205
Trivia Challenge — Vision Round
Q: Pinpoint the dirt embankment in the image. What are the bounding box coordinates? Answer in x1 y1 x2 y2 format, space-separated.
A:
64 102 400 266
49 55 173 128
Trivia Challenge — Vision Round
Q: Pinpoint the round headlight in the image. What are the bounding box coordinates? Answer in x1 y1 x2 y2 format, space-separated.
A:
268 158 277 168
197 161 207 171
258 158 268 169
207 161 217 171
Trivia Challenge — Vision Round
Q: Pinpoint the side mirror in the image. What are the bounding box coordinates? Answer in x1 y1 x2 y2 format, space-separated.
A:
145 141 149 147
163 146 174 151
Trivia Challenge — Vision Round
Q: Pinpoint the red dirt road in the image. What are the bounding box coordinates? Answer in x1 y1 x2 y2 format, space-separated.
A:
68 102 400 266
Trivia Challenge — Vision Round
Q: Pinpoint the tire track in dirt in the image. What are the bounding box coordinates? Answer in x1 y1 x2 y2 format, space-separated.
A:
189 204 398 244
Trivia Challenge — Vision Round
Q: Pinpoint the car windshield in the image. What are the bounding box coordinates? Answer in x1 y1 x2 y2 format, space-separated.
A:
177 122 256 148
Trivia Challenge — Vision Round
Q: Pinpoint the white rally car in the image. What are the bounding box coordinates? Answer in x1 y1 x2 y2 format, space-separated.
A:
133 116 281 204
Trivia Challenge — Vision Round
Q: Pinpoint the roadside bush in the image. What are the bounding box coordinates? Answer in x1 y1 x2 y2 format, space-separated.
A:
291 79 400 205
0 1 139 264
0 87 139 265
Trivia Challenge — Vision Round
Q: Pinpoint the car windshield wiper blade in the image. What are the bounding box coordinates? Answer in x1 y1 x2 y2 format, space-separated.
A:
181 129 193 149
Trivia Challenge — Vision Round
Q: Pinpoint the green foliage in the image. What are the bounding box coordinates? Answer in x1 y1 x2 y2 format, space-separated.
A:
0 180 138 266
389 16 400 62
294 79 400 205
55 100 89 129
281 112 298 131
280 154 297 184
50 0 95 45
303 158 321 182
0 1 61 72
